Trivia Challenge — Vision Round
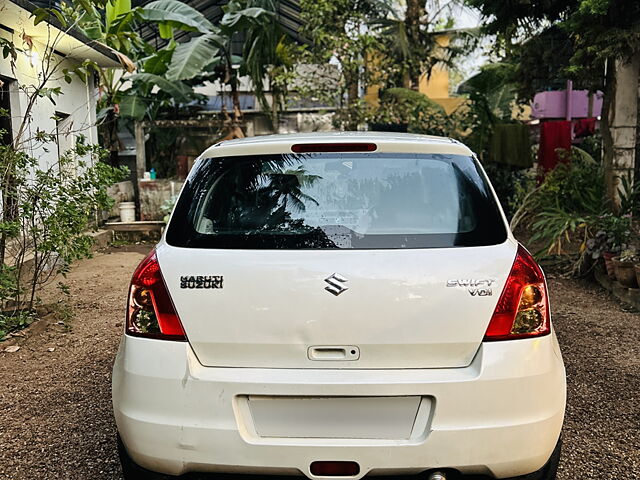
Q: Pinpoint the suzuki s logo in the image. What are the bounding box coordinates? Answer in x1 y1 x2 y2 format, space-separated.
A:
324 273 348 296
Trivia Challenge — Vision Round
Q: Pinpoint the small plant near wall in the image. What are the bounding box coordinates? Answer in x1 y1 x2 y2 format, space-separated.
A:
585 213 632 258
0 16 128 340
0 136 128 339
612 248 640 288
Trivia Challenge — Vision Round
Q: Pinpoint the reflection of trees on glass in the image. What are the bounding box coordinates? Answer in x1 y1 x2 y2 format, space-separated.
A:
265 167 321 212
170 152 508 250
451 163 481 233
204 157 322 233
320 177 383 212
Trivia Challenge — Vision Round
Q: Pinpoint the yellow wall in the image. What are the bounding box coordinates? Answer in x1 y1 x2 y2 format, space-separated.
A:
419 67 449 99
418 34 451 100
364 83 381 107
365 33 468 114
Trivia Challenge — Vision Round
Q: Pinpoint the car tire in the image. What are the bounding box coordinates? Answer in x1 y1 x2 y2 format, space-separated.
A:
117 434 171 480
509 437 562 480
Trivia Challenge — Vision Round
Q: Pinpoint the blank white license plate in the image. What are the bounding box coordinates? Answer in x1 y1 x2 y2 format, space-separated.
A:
247 396 423 439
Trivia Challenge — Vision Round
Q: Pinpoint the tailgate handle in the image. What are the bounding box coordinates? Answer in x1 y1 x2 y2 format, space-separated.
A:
308 346 360 361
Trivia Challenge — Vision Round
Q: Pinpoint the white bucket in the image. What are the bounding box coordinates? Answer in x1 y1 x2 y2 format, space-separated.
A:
119 202 136 223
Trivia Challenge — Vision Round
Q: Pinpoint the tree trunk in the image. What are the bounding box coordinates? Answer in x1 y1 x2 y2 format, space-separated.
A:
219 53 244 140
271 88 280 134
0 152 18 269
226 59 243 126
99 109 120 168
606 55 640 211
405 0 426 90
134 121 146 221
344 64 360 130
636 78 640 216
231 81 243 125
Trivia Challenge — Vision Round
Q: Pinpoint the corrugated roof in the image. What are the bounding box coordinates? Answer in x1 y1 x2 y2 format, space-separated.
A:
7 0 124 67
133 0 304 50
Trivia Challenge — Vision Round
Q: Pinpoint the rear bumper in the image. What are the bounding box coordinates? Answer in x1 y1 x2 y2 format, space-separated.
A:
112 334 566 479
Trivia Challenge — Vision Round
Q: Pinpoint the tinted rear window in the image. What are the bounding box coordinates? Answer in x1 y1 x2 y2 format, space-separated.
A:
166 152 507 249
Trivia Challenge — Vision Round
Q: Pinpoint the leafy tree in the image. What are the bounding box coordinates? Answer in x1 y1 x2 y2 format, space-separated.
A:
138 0 278 139
300 0 393 129
455 61 522 158
509 26 585 99
466 0 640 210
375 0 478 91
61 0 211 165
62 0 280 150
241 1 302 132
299 0 479 129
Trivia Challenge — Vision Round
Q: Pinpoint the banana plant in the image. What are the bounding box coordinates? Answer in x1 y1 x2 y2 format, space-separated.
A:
155 0 276 138
241 0 303 132
60 0 214 163
65 0 277 146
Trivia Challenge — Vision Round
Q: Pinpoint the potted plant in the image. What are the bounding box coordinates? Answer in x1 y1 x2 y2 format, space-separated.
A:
586 230 618 278
612 249 639 288
593 214 632 279
602 250 618 278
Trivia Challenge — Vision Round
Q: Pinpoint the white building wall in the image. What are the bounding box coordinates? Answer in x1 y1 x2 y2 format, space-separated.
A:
0 30 99 174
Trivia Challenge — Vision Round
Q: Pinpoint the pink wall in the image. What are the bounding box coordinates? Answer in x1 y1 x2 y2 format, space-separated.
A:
531 90 603 119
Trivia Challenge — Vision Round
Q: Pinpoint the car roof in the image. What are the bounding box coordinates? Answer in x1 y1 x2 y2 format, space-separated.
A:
200 132 474 158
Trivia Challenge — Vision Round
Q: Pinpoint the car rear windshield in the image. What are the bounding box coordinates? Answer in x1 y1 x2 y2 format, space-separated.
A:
165 152 507 249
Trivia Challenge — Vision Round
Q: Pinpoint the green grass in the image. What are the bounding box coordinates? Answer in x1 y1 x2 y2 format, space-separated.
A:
0 311 36 341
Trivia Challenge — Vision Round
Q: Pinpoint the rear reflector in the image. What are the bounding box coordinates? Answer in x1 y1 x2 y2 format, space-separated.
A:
310 461 360 477
484 244 550 341
291 143 377 153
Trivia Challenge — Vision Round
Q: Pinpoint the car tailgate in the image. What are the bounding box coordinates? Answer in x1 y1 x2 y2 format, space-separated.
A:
157 241 516 369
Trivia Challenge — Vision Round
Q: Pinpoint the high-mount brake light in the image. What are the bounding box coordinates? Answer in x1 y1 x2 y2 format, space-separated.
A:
291 143 377 153
484 244 551 341
126 249 186 341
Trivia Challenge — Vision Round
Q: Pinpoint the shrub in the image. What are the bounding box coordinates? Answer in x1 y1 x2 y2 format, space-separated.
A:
511 149 604 254
0 138 128 314
482 163 536 220
511 147 638 272
368 88 476 139
370 88 447 130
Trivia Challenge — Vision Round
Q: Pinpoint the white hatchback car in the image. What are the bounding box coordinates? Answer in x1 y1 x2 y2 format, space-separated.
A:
113 132 566 480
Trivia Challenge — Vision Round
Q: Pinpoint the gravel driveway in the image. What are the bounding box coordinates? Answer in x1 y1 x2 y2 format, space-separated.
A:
0 247 638 480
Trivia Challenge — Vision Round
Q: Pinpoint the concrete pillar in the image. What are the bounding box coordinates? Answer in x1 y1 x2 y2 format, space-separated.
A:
609 55 640 209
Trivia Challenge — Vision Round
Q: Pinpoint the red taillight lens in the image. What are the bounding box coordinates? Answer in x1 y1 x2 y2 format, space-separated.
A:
291 143 377 153
126 249 186 341
484 244 551 341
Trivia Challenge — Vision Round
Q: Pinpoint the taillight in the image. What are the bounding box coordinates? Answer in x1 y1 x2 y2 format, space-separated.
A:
126 249 186 341
484 244 550 341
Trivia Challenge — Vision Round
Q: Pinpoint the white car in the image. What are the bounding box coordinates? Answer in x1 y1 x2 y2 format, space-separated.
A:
112 132 565 480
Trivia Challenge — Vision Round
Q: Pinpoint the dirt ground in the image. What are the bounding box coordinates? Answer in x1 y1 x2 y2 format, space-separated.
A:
0 247 639 480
